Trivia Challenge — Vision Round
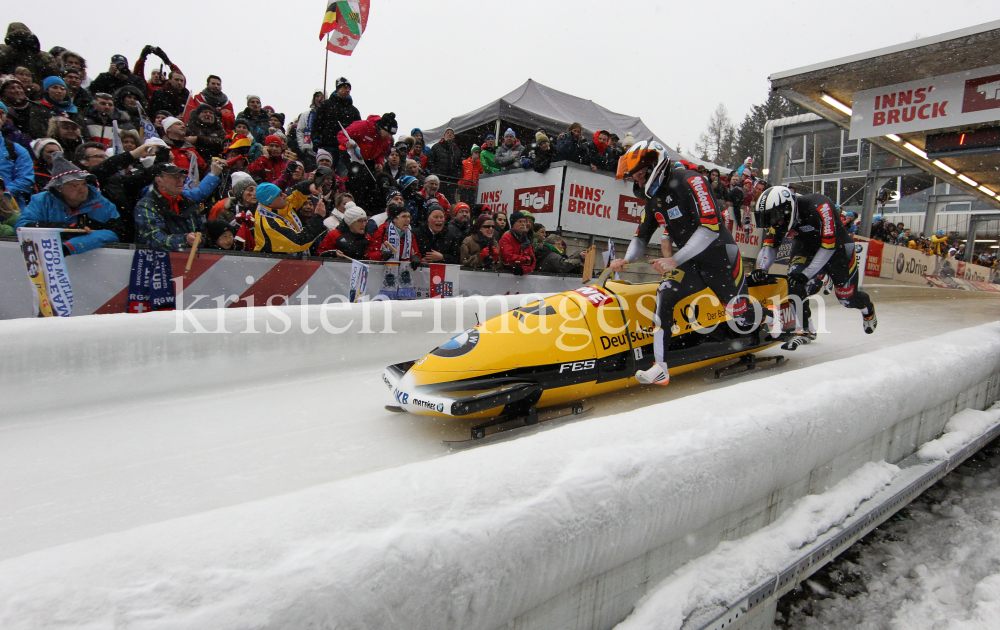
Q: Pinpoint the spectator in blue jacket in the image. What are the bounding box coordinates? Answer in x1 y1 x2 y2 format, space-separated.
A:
0 106 34 207
556 122 587 165
16 152 120 255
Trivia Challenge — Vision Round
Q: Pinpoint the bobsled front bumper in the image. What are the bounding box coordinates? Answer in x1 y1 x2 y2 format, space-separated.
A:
382 361 542 417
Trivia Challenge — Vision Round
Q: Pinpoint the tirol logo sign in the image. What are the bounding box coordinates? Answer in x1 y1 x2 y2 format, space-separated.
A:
617 194 645 224
963 74 1000 113
514 185 555 214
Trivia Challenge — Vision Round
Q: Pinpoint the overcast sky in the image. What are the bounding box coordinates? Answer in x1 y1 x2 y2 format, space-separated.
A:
10 1 999 153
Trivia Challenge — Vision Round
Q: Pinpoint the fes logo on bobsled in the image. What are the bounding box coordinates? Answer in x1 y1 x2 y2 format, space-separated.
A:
383 265 801 427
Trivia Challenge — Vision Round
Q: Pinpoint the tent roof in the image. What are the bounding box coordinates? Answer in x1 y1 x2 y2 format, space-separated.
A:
422 79 733 172
422 79 679 155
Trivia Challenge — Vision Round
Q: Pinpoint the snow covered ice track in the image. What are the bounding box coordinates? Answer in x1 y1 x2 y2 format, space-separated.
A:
0 290 998 630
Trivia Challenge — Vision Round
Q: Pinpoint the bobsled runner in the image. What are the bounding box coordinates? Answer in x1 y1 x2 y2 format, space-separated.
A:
382 265 801 436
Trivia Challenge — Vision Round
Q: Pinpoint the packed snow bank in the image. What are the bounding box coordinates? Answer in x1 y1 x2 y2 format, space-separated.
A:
0 293 544 419
0 323 998 630
779 413 1000 630
615 462 899 630
917 407 1000 461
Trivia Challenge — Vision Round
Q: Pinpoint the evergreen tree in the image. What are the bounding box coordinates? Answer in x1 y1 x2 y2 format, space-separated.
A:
733 91 806 173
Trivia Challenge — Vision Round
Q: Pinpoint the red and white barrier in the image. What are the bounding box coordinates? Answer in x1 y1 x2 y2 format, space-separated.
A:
0 242 585 320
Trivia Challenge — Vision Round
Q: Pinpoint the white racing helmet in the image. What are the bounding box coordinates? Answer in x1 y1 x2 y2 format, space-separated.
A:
755 185 798 229
616 140 672 196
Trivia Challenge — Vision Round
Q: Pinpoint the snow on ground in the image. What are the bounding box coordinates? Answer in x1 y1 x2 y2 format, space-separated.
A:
616 462 901 630
777 434 1000 630
0 304 997 630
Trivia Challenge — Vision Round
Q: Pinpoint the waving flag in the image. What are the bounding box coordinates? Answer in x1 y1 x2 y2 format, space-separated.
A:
322 0 370 57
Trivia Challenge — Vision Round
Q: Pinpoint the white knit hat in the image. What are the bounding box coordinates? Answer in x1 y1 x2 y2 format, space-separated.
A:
343 204 367 226
161 116 184 131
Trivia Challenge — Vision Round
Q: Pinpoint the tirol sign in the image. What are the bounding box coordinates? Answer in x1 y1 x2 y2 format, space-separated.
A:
849 63 1000 139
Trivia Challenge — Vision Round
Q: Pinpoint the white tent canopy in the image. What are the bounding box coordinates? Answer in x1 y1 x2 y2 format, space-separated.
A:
422 79 728 171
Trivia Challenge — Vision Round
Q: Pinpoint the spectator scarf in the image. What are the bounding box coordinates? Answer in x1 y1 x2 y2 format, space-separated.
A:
200 88 229 109
127 250 175 312
303 110 315 145
40 97 78 115
385 222 411 262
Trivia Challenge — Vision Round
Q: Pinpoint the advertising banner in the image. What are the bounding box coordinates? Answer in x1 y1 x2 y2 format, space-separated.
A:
349 259 368 303
850 63 1000 139
891 246 936 284
862 238 883 278
559 166 647 240
16 227 73 317
477 167 564 218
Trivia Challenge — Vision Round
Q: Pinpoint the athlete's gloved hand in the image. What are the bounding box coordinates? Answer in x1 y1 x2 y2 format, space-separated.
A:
787 272 809 288
511 266 525 276
748 269 768 284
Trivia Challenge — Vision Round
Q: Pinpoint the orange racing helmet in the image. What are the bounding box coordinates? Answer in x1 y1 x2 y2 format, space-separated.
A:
616 140 672 196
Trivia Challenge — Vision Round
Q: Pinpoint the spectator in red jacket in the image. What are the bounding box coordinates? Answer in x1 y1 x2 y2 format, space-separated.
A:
247 135 287 183
366 201 421 264
337 112 397 216
182 75 235 132
499 210 536 275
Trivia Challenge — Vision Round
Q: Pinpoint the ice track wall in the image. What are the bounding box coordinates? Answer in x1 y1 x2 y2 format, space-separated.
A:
0 318 999 629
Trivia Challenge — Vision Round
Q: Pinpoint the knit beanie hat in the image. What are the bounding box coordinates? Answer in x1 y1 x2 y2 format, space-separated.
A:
46 152 91 190
509 210 528 225
31 137 62 160
246 94 261 104
385 188 402 202
343 204 367 226
161 116 184 132
411 128 422 136
264 134 282 146
386 201 407 220
42 76 66 91
504 128 515 138
255 182 281 206
471 144 480 155
315 148 334 164
621 132 636 148
207 219 236 243
535 133 549 144
377 112 397 134
231 172 255 199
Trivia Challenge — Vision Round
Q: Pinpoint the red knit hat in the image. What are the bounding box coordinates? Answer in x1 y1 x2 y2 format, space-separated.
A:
264 135 281 146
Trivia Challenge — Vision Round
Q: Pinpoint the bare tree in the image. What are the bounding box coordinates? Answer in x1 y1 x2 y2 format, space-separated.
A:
695 104 736 167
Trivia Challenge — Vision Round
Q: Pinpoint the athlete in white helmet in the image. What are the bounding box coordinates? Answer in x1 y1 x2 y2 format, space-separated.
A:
609 141 755 386
752 186 876 349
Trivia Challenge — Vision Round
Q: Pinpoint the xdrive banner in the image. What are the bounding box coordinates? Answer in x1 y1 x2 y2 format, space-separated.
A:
16 227 74 317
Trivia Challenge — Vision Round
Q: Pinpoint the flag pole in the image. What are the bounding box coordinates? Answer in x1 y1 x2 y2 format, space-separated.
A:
323 34 331 96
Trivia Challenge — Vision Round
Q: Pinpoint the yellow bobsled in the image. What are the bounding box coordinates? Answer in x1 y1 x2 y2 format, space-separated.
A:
382 267 797 424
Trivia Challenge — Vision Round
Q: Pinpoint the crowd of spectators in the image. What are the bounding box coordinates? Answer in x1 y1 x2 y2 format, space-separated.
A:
869 219 997 268
0 22 600 277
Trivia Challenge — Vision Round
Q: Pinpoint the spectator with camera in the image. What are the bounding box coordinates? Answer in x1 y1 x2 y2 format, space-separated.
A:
148 70 188 117
90 54 146 99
